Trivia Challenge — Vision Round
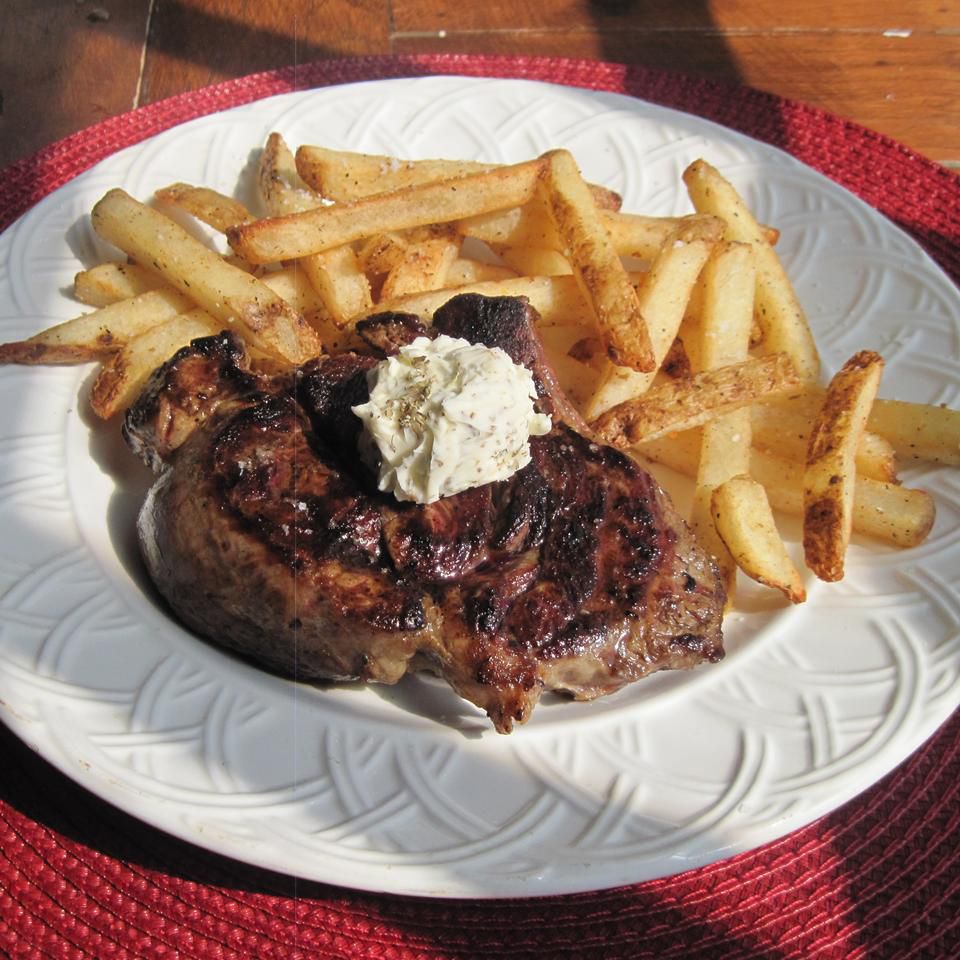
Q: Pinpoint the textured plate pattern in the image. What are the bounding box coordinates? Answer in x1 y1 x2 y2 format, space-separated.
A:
0 77 957 898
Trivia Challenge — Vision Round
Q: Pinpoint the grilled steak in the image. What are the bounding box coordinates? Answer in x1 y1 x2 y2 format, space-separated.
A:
125 294 725 733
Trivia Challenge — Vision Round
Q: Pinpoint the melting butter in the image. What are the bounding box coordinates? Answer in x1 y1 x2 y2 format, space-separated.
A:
352 334 552 504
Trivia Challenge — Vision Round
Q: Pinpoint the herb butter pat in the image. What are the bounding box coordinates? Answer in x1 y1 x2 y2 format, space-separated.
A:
352 334 552 504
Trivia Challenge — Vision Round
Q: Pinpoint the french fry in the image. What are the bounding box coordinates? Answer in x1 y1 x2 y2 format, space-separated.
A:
228 157 547 264
258 133 373 328
459 207 728 261
754 388 960 467
752 401 898 482
295 144 622 209
155 183 255 232
443 258 518 286
584 226 715 418
756 446 933 548
603 212 727 260
91 188 321 364
74 262 162 306
301 244 374 328
636 432 936 548
89 309 220 419
803 350 885 580
259 268 361 355
683 159 820 382
712 475 806 603
499 246 572 277
866 398 960 466
0 287 197 364
593 353 799 448
540 150 654 373
690 241 759 597
358 232 411 275
379 236 462 301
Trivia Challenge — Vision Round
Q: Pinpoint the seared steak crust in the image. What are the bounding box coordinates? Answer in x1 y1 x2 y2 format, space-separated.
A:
126 295 724 732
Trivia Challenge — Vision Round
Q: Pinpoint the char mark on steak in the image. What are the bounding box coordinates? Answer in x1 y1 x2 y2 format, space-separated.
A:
125 294 725 733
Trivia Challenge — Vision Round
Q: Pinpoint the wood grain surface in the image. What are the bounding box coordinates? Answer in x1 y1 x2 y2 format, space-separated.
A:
1 0 957 170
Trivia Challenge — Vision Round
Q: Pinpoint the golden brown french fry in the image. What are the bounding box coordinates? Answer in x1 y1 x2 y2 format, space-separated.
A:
259 268 361 355
295 144 622 209
228 158 547 264
712 475 806 603
540 150 654 373
0 287 197 364
91 188 321 364
442 258 518 286
89 309 220 419
74 262 162 306
155 183 255 232
258 133 373 328
258 133 322 216
754 388 960 467
752 402 898 483
379 236 462 301
603 212 727 260
867 398 960 466
636 432 936 548
755 446 934 548
357 232 410 275
498 246 572 277
303 245 374 328
683 159 820 381
592 352 799 447
803 350 885 580
689 242 757 596
459 207 726 261
584 224 715 418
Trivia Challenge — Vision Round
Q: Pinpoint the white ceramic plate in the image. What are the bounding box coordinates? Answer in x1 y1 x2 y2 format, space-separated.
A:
0 77 958 899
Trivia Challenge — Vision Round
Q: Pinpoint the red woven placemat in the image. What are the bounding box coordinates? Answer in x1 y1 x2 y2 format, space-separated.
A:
1 55 958 959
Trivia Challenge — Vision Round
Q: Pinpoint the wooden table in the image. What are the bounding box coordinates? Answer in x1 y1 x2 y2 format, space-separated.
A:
2 1 957 171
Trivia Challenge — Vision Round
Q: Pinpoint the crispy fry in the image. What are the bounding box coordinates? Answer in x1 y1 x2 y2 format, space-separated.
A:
379 236 462 301
0 288 196 364
91 188 321 363
712 475 806 603
258 133 373 328
155 183 255 232
867 398 960 466
755 388 959 467
460 207 726 261
636 432 935 548
584 227 718 419
74 262 162 306
228 157 547 264
690 242 758 597
498 246 572 277
295 144 622 209
443 258 518 286
683 159 820 382
593 353 799 447
752 401 898 482
803 351 885 580
540 150 653 373
89 309 220 419
357 231 411 275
